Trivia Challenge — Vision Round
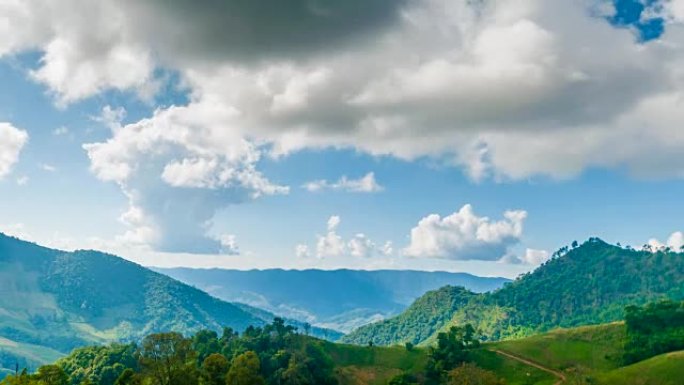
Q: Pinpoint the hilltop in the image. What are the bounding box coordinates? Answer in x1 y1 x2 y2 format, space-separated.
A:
343 238 684 346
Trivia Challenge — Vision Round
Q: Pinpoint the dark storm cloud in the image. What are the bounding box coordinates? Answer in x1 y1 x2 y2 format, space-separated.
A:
128 0 408 63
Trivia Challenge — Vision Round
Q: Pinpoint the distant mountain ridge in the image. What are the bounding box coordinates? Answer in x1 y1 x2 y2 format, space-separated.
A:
342 238 684 346
0 233 338 371
154 267 510 332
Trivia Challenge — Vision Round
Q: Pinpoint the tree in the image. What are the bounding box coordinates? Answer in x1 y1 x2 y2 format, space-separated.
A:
447 363 504 385
35 365 68 385
138 333 198 385
279 356 314 385
192 330 221 364
405 342 414 352
114 369 141 385
225 351 264 385
388 372 419 385
426 324 480 383
199 354 228 385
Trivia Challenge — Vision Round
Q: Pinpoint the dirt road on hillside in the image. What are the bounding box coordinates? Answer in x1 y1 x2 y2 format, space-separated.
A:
492 349 566 385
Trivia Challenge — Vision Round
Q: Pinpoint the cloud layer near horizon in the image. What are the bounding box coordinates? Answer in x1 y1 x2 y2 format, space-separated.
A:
4 0 684 253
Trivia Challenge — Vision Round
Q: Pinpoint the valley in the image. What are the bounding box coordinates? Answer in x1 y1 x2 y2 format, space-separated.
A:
0 235 683 384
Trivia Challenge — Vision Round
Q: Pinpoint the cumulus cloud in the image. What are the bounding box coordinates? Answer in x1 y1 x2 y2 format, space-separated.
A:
303 172 383 193
348 233 376 258
316 216 346 258
219 234 240 255
648 231 684 251
295 244 311 259
0 0 405 104
7 0 684 253
381 241 394 257
2 0 684 181
503 248 551 265
83 106 288 253
403 204 527 260
302 215 389 258
0 123 28 179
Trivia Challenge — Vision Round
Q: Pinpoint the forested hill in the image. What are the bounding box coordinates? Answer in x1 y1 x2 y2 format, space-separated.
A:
0 234 335 372
342 238 684 346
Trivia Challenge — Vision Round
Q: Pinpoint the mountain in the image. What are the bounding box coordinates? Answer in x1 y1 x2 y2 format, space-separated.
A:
342 238 684 346
0 234 336 372
153 268 510 332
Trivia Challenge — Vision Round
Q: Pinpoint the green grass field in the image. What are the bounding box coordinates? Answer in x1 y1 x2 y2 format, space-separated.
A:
470 349 556 385
490 323 626 374
486 322 684 384
596 351 684 385
320 341 555 385
320 342 428 385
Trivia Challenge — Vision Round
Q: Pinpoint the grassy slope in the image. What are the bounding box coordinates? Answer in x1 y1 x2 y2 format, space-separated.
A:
491 323 626 373
320 342 555 385
488 322 684 384
596 351 684 385
470 349 556 385
321 342 428 385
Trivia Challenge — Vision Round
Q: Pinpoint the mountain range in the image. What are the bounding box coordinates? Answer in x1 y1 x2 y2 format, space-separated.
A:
0 233 338 372
342 238 684 346
154 267 510 332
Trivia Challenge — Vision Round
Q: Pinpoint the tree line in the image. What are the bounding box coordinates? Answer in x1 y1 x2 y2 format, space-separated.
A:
0 318 336 385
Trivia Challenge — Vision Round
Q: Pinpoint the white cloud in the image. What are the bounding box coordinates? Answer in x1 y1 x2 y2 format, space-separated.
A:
83 105 288 254
7 0 684 256
303 172 383 193
219 234 240 255
0 123 28 179
648 231 684 252
0 223 31 239
403 204 527 260
303 215 390 259
348 233 376 258
316 216 346 258
669 232 684 251
381 241 394 256
4 1 684 182
518 249 551 266
295 244 311 259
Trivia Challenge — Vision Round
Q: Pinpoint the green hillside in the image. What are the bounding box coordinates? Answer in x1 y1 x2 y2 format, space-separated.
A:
343 238 684 346
338 286 477 346
3 302 683 385
596 351 684 385
0 234 334 373
484 307 684 384
492 323 626 373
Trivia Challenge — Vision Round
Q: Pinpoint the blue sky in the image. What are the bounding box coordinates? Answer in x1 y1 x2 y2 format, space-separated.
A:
1 0 683 277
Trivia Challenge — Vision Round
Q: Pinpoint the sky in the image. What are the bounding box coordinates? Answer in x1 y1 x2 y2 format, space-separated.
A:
0 0 683 278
